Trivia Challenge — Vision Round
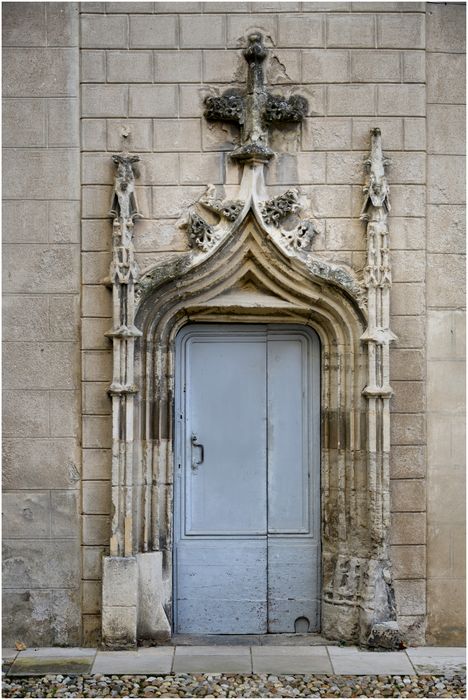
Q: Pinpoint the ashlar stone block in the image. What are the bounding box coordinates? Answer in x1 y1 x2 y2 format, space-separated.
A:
390 445 426 480
377 85 425 116
48 98 79 147
83 481 111 515
394 580 426 616
391 381 424 414
180 153 224 185
3 438 80 490
83 545 109 580
152 185 206 218
82 449 111 481
427 105 466 156
3 98 46 147
83 415 112 450
277 14 324 48
427 53 465 104
302 117 352 151
81 51 106 82
82 351 112 382
327 85 375 116
327 14 375 48
428 156 465 205
390 544 426 579
51 490 79 538
390 478 426 512
377 13 425 49
2 2 47 47
107 119 153 152
129 15 178 49
107 51 153 83
80 14 128 49
227 14 278 47
103 557 138 608
82 119 107 151
351 50 400 82
2 390 49 438
402 52 425 84
426 2 466 53
2 491 50 539
82 285 112 317
83 514 110 546
3 244 79 294
390 350 426 381
352 117 403 150
83 580 102 615
427 254 465 308
156 50 202 83
391 413 425 446
50 390 79 437
129 85 177 118
391 316 425 349
266 49 301 85
302 50 349 83
82 382 112 415
3 48 78 97
3 149 79 200
154 119 201 152
2 588 81 648
49 201 80 244
390 512 426 545
49 295 80 341
3 295 49 341
181 14 225 48
82 317 112 350
46 3 78 47
3 341 78 390
3 201 48 244
3 539 80 588
82 85 128 118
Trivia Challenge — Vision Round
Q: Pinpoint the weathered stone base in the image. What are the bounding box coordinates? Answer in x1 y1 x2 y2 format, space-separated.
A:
102 553 171 649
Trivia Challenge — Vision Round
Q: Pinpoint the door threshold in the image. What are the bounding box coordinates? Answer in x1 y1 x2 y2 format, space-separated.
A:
169 633 337 646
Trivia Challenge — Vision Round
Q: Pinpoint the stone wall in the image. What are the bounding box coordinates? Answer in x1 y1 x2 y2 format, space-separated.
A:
2 2 82 646
2 1 465 647
425 2 466 645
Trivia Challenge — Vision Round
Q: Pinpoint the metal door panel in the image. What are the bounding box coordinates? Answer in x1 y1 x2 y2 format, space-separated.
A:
266 328 320 632
267 539 321 632
185 334 267 536
175 540 267 633
174 325 268 634
267 333 309 533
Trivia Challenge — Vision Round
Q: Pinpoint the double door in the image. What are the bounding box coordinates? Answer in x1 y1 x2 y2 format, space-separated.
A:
174 324 320 634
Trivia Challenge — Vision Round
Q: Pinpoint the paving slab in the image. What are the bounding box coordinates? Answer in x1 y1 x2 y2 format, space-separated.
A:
8 647 96 676
92 648 174 675
406 647 466 676
327 646 415 675
252 645 332 674
173 645 252 673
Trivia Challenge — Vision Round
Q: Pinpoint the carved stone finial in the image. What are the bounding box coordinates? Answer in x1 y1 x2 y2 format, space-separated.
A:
360 128 391 220
110 153 141 221
204 33 308 163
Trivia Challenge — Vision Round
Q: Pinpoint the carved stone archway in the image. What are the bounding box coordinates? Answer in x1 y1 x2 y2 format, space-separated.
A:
101 34 399 650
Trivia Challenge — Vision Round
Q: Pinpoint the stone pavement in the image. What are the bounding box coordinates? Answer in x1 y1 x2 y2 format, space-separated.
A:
3 646 465 677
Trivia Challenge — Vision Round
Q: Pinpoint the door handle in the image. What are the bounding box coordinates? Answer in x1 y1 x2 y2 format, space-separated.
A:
191 433 204 470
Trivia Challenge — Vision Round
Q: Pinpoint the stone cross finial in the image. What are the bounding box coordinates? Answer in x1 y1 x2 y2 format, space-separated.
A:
204 33 308 163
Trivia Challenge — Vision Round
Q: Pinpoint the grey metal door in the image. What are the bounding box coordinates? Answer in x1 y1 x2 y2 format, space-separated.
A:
174 324 320 634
